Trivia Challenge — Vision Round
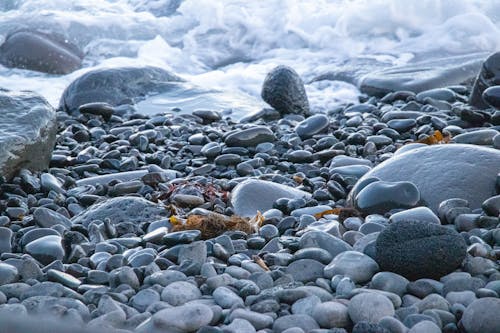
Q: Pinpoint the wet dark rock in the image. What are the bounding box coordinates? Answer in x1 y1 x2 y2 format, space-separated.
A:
349 144 500 212
375 220 467 280
470 52 500 109
78 102 114 120
162 230 201 247
0 30 83 74
354 180 420 215
225 126 275 147
0 90 57 180
261 65 310 115
71 196 167 227
482 85 500 108
59 66 183 113
231 179 311 217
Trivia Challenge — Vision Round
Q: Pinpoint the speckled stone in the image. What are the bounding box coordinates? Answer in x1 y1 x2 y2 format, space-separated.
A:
375 220 467 280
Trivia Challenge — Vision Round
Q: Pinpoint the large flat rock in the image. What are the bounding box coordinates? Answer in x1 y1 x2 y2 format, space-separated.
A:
348 144 500 212
359 53 486 97
71 196 168 227
0 89 57 180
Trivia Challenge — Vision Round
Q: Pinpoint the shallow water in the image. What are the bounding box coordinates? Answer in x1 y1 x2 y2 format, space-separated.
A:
0 0 499 113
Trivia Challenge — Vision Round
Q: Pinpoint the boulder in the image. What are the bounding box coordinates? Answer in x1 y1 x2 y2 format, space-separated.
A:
261 65 310 115
231 179 311 217
0 89 57 180
0 30 83 74
375 220 467 280
470 52 500 109
349 144 500 212
59 66 183 113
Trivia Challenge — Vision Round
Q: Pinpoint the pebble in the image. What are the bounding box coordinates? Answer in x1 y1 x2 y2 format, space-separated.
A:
161 281 201 306
272 314 319 333
452 129 499 145
228 308 274 330
285 259 325 283
461 298 500 333
0 263 18 286
24 235 65 265
348 293 395 324
370 272 409 297
213 286 244 308
482 85 500 108
33 207 72 229
299 230 352 258
295 114 329 139
231 179 311 217
0 227 13 253
312 301 350 329
375 220 467 280
225 126 275 147
324 251 379 283
389 206 440 225
138 303 213 333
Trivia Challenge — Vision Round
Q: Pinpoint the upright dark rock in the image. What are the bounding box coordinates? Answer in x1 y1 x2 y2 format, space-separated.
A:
470 52 500 109
261 65 310 116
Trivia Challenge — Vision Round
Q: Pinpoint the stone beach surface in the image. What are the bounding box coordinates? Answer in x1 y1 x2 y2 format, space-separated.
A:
0 51 499 333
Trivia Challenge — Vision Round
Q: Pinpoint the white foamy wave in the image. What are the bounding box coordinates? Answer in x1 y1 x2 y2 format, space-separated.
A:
0 0 499 112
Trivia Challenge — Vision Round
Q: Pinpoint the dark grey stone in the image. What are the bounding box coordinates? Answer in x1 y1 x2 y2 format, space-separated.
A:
375 220 467 280
0 30 83 74
0 90 56 180
349 144 500 212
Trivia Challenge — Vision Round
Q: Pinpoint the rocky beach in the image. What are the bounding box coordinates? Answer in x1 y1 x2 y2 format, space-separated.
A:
0 1 499 333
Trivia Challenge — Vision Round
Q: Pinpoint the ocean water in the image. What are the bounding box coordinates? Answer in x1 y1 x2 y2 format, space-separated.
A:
0 0 499 113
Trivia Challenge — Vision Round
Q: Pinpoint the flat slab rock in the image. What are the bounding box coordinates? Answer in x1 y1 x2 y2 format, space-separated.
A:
231 179 311 217
359 53 486 97
71 196 168 227
0 89 57 180
349 144 500 212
